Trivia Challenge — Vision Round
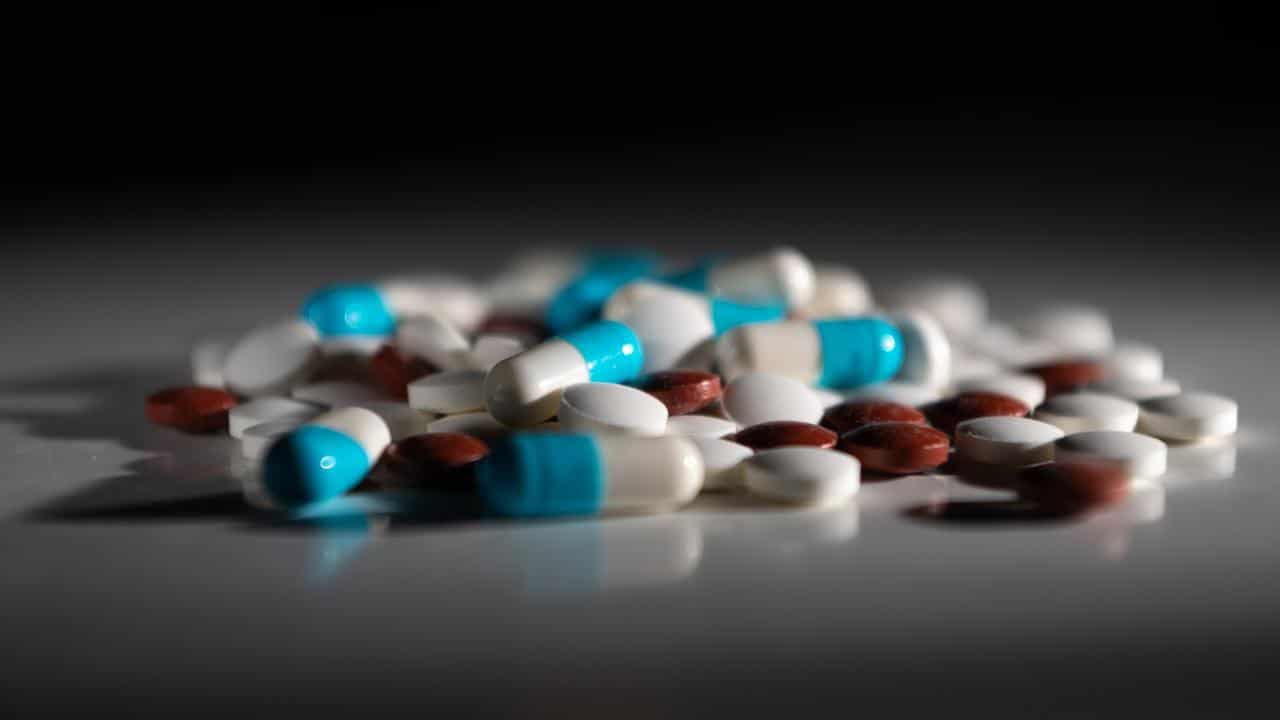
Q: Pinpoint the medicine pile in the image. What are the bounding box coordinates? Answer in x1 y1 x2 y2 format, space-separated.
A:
148 246 1240 521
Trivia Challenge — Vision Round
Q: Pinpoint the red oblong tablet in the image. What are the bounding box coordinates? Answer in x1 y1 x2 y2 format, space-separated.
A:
1016 461 1129 513
820 400 926 435
838 422 950 475
729 421 837 450
145 386 238 433
633 370 723 416
925 392 1029 434
1023 359 1106 397
377 432 490 491
370 344 435 400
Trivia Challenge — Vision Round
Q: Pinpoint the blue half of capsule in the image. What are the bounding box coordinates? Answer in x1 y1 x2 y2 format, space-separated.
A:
262 426 371 508
813 317 904 388
559 320 645 383
477 433 606 518
301 284 397 337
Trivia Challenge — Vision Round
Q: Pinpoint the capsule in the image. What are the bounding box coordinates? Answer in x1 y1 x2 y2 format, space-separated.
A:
477 433 704 517
261 407 391 508
542 251 659 334
602 281 785 372
663 246 816 308
484 320 645 426
301 277 488 338
717 317 903 389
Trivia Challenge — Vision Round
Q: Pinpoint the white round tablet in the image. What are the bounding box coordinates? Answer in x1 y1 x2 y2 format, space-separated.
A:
1101 341 1163 382
223 318 321 397
689 436 753 491
1138 392 1238 441
892 309 952 390
427 411 511 444
407 370 486 414
559 382 669 436
879 276 987 339
722 373 824 427
842 381 940 407
228 396 322 438
743 447 860 506
1017 303 1114 355
955 372 1046 409
664 414 739 438
1054 431 1168 478
291 380 389 408
954 416 1065 466
1088 376 1181 402
360 400 434 441
1033 392 1139 433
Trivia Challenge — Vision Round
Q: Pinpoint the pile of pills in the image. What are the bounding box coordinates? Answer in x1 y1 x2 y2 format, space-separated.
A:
147 246 1240 521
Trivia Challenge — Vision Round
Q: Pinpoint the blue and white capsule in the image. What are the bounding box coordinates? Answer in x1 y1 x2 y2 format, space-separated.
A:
484 320 645 426
716 317 904 389
664 246 816 308
477 433 704 518
261 407 391 508
543 251 659 334
602 281 786 372
301 277 488 338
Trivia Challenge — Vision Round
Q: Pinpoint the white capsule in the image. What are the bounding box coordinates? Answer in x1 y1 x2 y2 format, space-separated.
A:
956 372 1047 409
664 414 739 438
955 416 1064 466
191 339 229 388
744 447 860 507
1054 431 1168 479
291 380 389 408
891 309 951 390
360 400 434 441
722 373 824 427
223 318 321 397
718 321 822 383
407 370 486 414
1088 376 1182 402
559 382 669 436
842 381 941 407
1033 392 1140 433
426 411 511 444
1017 304 1114 355
1101 341 1164 382
229 396 323 439
795 265 873 318
466 334 526 372
1138 392 1238 441
596 435 704 513
707 246 816 307
485 338 590 426
880 275 987 339
688 436 753 491
378 275 489 332
395 313 473 370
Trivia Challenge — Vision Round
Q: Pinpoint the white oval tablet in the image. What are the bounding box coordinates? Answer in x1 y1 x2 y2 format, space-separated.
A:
955 372 1046 409
880 276 986 339
291 380 389 408
1138 392 1238 441
1088 376 1181 402
223 318 321 397
360 400 434 441
241 416 313 459
407 370 486 414
229 396 322 438
426 411 510 444
191 339 230 388
955 416 1064 466
466 334 525 372
395 313 472 370
688 436 753 491
1054 430 1168 478
843 381 940 407
722 373 824 427
1102 341 1163 382
664 414 739 438
559 382 669 436
743 447 860 506
1017 304 1114 355
1033 392 1139 433
891 309 951 390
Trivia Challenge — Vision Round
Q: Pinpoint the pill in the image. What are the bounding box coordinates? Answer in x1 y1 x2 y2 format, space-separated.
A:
814 388 844 409
559 382 669 436
1101 341 1163 382
664 414 739 438
603 281 785 371
408 370 487 414
359 400 434 441
318 336 385 358
484 320 645 426
376 432 490 491
1033 391 1139 433
891 309 952 390
955 372 1046 409
1016 461 1130 513
879 275 986 339
843 381 941 407
743 447 860 506
1138 392 1238 441
475 315 551 346
820 400 926 435
291 380 390 408
729 421 837 451
837 422 950 475
924 392 1030 435
689 436 753 491
794 265 872 319
477 433 703 517
1024 359 1107 397
241 416 316 460
190 339 229 388
377 275 490 332
368 344 435 400
229 396 323 438
716 317 903 388
1088 376 1181 401
1017 304 1114 355
261 407 392 507
395 313 473 370
954 416 1065 466
223 318 321 396
301 283 397 338
544 251 659 334
722 373 824 427
145 386 239 433
426 411 511 444
467 334 526 372
632 370 723 415
949 350 1005 385
1053 431 1168 478
665 246 816 308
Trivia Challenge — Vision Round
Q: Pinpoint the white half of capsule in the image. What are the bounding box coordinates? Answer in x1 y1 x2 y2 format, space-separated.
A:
795 265 872 319
222 318 321 397
603 282 715 373
707 246 816 308
717 321 822 384
304 407 393 463
484 339 590 426
595 435 704 513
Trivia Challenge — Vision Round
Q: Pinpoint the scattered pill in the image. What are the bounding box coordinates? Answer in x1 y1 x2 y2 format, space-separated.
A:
821 400 926 435
1033 391 1139 433
223 318 321 397
377 275 490 332
377 432 490 491
956 372 1046 409
730 421 838 451
229 396 323 438
485 320 645 427
368 344 435 400
795 265 872 319
1024 359 1107 397
664 414 739 438
891 309 951 390
241 416 316 460
717 317 903 388
426 411 511 444
924 392 1029 435
1016 461 1130 513
301 284 397 338
1053 430 1168 478
838 422 950 475
1088 376 1182 401
666 246 816 308
632 370 723 416
145 386 239 433
559 382 669 436
408 370 487 415
813 388 845 409
954 416 1065 467
261 407 392 507
544 251 658 334
466 334 526 372
360 400 435 441
291 380 390 408
843 381 941 407
743 447 860 507
949 350 1005 385
1101 341 1164 382
190 339 229 388
477 433 703 517
722 373 824 427
688 436 753 491
484 249 579 316
1138 392 1238 441
880 276 987 339
395 313 473 370
1017 304 1114 355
